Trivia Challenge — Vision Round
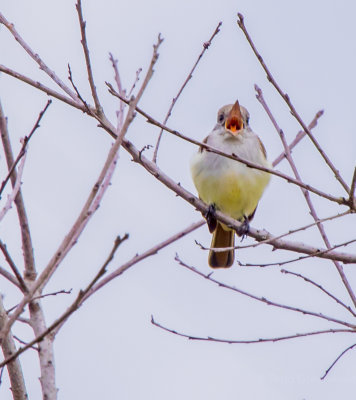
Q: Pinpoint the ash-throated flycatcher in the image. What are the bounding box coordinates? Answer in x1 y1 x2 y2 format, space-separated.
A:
191 100 271 268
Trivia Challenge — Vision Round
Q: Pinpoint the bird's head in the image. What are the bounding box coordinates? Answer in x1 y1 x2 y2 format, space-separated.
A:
216 100 250 136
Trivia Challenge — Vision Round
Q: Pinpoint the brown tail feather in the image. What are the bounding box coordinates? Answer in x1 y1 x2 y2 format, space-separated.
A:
208 223 235 268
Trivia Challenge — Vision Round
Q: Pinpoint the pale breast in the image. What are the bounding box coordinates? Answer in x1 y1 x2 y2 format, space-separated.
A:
190 129 271 219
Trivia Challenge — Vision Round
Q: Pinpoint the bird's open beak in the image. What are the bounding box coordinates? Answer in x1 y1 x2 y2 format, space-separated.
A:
225 100 244 136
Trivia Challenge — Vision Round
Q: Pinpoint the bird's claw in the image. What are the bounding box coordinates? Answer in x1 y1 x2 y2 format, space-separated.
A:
236 216 250 240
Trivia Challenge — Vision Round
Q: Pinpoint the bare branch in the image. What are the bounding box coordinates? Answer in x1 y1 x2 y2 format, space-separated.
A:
349 166 356 208
0 297 28 400
85 220 205 300
237 12 350 194
32 289 73 303
0 365 4 386
6 290 72 316
136 33 164 103
79 233 130 296
13 336 38 351
0 100 36 281
0 154 26 223
0 241 28 293
0 234 128 368
22 238 128 399
75 0 102 115
28 301 57 398
14 318 30 326
0 100 50 226
321 343 356 380
127 68 142 98
0 222 200 367
175 255 356 329
152 21 222 163
0 12 79 102
0 100 52 197
240 238 356 270
0 266 20 288
272 110 324 167
151 316 354 344
281 269 356 317
0 64 83 110
108 53 126 129
67 65 93 116
255 85 356 309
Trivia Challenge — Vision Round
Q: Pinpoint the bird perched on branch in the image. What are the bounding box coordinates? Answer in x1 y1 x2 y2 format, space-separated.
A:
191 100 271 268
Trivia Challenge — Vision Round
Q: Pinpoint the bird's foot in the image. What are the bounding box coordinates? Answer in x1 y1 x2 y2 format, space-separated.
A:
204 204 217 233
236 216 250 240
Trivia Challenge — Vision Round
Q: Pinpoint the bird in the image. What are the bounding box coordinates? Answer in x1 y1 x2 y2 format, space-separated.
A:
190 100 271 268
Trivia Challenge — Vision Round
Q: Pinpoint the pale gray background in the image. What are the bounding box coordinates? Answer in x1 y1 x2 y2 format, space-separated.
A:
1 0 356 399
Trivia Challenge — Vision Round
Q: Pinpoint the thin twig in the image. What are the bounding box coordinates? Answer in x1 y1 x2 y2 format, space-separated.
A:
240 237 356 269
76 0 102 115
281 269 356 317
272 110 324 167
32 289 72 303
0 99 50 199
152 316 354 344
349 166 356 208
321 343 356 380
152 21 222 163
13 335 38 351
0 365 4 385
127 68 142 98
237 12 350 194
25 100 52 141
0 64 83 110
0 11 79 102
136 34 164 103
6 290 73 315
52 233 128 336
15 318 30 326
84 220 205 300
0 241 28 293
175 255 356 329
65 233 129 305
108 53 126 129
0 266 20 288
67 65 92 114
0 154 26 223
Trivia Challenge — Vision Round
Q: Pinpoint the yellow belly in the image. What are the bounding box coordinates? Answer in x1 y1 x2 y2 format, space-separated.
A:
194 169 270 220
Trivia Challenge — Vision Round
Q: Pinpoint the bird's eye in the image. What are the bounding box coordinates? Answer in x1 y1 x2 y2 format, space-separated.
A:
218 113 225 123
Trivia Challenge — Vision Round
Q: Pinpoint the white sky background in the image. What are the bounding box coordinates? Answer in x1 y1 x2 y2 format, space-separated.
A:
1 0 356 399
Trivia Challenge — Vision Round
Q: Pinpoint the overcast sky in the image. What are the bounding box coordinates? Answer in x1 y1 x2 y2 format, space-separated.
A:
1 0 356 399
